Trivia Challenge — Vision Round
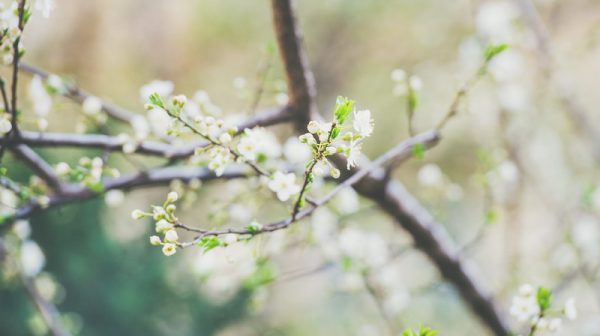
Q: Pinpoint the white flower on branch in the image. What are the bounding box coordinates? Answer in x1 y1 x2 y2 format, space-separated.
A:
564 298 577 320
20 240 46 277
268 171 301 202
353 110 374 137
162 243 177 256
0 115 12 134
149 235 162 246
509 284 540 322
164 229 179 243
237 127 281 161
82 96 103 115
104 190 124 207
35 0 54 18
29 75 52 118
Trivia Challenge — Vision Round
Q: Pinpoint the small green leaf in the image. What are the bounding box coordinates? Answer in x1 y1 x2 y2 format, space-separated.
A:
246 221 263 234
331 126 341 139
256 152 268 164
484 43 510 62
412 143 425 159
536 286 552 311
198 236 222 252
485 208 499 224
408 90 418 111
333 96 355 124
149 92 165 108
0 167 6 175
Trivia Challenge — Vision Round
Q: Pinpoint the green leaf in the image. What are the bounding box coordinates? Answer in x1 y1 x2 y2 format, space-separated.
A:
412 143 425 159
485 208 498 224
149 92 165 108
536 286 552 311
198 236 222 252
484 43 510 62
0 167 6 175
245 221 263 234
408 90 418 111
333 96 355 125
331 126 341 139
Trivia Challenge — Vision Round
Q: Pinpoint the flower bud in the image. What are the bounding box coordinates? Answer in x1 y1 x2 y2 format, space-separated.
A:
55 162 70 176
150 235 162 245
330 167 341 179
164 229 179 243
307 121 319 134
131 209 145 220
167 191 179 203
219 132 232 145
155 219 173 233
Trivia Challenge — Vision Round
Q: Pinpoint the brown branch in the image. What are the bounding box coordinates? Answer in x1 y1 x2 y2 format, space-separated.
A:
8 105 292 160
19 63 136 123
270 0 509 334
10 144 64 192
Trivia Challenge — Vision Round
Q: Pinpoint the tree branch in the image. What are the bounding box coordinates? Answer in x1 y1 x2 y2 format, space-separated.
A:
10 144 64 193
270 0 509 334
11 105 292 160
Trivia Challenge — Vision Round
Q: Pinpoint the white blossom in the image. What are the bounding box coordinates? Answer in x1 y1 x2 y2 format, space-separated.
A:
167 191 179 203
155 219 173 233
353 110 374 137
20 240 46 277
509 284 540 322
417 163 444 187
164 229 179 243
29 75 52 118
283 137 311 164
0 116 11 134
162 243 177 256
149 235 162 246
131 209 145 220
104 190 124 207
390 68 406 82
268 171 301 202
82 96 103 115
35 0 54 18
564 298 577 320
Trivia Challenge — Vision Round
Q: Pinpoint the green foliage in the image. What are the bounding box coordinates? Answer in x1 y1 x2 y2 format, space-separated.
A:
412 143 425 159
333 96 355 125
245 221 263 234
402 326 439 336
149 92 165 108
243 259 276 290
536 286 552 312
198 236 222 252
0 200 248 336
484 43 510 62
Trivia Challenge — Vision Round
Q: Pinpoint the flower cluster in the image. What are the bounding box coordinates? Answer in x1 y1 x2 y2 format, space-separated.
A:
509 284 576 334
55 157 119 192
131 191 180 256
299 96 374 175
0 1 27 65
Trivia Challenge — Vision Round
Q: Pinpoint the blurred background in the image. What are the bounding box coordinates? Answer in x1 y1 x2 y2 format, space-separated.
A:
2 0 600 335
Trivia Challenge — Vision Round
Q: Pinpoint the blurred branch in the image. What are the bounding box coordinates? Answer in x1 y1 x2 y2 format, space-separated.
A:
270 0 509 334
20 275 71 336
10 144 64 193
11 105 292 160
517 0 600 161
19 62 137 123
